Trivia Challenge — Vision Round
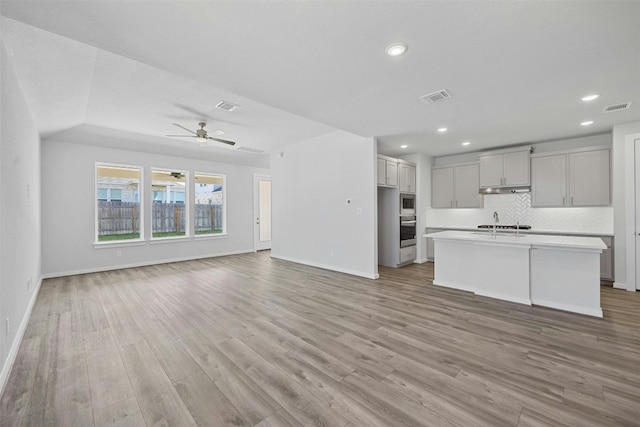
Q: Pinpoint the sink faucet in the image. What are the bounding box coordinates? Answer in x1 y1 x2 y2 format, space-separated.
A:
492 211 499 239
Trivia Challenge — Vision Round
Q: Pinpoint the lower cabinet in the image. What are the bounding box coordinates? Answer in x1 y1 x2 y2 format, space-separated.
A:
400 245 417 265
600 236 613 281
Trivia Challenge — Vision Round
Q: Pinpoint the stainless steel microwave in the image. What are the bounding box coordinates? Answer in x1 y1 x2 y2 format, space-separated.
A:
400 194 416 215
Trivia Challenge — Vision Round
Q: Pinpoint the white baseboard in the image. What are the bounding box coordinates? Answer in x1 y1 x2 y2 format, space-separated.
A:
41 249 254 279
414 258 428 264
433 279 474 293
475 290 531 306
270 254 379 279
531 298 603 318
612 281 636 291
0 276 43 397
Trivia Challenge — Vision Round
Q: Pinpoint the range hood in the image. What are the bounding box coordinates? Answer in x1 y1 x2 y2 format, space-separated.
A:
479 186 530 195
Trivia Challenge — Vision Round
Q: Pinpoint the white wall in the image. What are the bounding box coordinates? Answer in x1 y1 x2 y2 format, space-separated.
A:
0 40 42 394
271 130 378 279
41 137 268 276
612 120 640 290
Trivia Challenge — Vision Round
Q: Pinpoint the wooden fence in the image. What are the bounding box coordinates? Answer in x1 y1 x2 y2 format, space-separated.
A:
97 201 222 236
97 201 139 236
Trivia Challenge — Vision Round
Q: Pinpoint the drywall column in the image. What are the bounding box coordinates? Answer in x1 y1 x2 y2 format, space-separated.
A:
0 39 42 394
271 131 378 279
613 121 640 291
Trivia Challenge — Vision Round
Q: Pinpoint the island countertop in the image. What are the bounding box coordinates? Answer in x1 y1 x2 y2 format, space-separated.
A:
423 230 606 251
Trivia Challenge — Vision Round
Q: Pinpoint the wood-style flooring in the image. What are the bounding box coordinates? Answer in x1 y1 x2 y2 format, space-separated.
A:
1 252 640 426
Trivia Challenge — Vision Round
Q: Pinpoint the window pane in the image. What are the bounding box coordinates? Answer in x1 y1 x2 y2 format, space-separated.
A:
151 170 187 238
194 173 224 235
96 165 141 241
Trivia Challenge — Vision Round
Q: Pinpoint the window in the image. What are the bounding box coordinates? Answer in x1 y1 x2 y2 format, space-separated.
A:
151 169 187 238
96 164 142 242
194 173 225 235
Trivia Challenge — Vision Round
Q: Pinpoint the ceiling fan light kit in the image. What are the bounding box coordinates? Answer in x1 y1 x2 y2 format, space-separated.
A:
167 122 236 146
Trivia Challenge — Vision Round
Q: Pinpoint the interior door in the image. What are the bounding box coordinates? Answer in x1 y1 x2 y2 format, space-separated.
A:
635 140 640 289
254 174 272 251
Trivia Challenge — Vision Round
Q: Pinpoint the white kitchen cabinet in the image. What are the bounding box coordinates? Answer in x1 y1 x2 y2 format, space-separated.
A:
479 149 530 188
400 245 416 265
600 236 613 281
399 163 416 193
432 167 454 208
531 148 610 207
531 154 566 207
432 164 482 208
569 149 610 206
454 164 481 208
377 156 398 187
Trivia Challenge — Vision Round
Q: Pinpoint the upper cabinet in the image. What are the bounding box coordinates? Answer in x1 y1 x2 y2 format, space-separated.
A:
479 149 530 188
432 163 482 208
377 156 398 187
398 163 416 193
531 148 610 207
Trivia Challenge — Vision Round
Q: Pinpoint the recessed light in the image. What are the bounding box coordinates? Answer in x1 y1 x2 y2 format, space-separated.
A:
462 141 471 146
437 127 448 133
581 120 594 126
400 144 408 149
581 94 599 102
385 42 407 57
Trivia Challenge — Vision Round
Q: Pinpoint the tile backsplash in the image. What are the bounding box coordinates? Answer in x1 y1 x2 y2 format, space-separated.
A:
426 192 613 234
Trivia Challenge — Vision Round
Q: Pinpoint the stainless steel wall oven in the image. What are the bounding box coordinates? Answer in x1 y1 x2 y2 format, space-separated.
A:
400 216 417 247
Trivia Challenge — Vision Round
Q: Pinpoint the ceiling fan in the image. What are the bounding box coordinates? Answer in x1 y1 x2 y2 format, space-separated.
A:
167 122 236 146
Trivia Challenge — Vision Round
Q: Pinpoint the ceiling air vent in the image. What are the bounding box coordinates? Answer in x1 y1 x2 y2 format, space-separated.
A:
604 102 632 113
235 146 264 154
420 89 452 104
215 100 240 112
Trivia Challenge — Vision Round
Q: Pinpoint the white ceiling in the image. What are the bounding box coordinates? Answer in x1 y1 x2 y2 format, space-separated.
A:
1 1 639 159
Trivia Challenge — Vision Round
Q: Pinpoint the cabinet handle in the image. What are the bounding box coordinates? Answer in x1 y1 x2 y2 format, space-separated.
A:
571 196 574 206
455 200 458 207
562 196 565 205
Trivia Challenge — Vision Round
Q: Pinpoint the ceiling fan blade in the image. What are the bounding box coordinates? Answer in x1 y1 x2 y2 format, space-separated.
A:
207 136 236 146
172 123 197 135
166 134 196 137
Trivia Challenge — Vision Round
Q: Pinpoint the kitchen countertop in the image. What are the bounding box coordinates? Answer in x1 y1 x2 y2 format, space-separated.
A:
424 226 613 237
423 230 607 251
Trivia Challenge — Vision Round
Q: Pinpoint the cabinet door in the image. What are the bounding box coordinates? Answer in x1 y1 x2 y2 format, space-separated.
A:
432 167 454 208
531 155 566 207
399 164 416 193
479 154 504 187
569 150 610 206
377 158 387 185
386 160 398 187
600 237 613 280
503 150 530 186
406 165 416 193
400 245 417 265
398 163 409 192
454 164 481 208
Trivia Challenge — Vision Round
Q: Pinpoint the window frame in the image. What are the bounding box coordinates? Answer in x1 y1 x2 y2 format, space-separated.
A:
149 167 190 241
94 162 144 245
193 171 227 239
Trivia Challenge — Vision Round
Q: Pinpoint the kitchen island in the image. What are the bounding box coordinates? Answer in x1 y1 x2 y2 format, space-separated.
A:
424 230 607 317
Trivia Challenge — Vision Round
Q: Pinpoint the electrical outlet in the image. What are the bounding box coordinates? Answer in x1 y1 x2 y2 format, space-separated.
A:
5 318 9 336
116 250 122 257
